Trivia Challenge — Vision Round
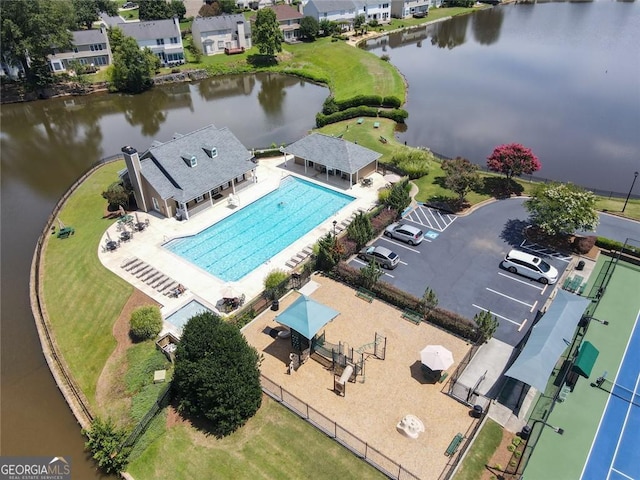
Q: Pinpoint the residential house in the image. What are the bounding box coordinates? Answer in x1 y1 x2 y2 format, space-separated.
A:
118 17 184 66
354 0 392 24
49 27 112 73
192 15 251 56
265 4 305 43
390 0 429 18
121 124 257 220
303 0 358 30
281 133 382 187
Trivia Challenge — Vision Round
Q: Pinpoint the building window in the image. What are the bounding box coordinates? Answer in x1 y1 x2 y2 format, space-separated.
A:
218 41 225 49
73 47 78 53
170 37 178 44
195 195 204 203
383 3 389 8
190 156 197 167
152 197 160 210
156 38 165 45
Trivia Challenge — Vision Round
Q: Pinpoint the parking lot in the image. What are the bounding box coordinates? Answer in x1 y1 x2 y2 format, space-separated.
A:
349 199 569 346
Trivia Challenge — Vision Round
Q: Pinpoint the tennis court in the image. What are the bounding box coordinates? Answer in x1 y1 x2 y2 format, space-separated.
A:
523 255 640 479
581 310 640 480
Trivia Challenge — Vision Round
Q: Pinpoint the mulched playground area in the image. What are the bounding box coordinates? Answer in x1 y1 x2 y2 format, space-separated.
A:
242 274 475 479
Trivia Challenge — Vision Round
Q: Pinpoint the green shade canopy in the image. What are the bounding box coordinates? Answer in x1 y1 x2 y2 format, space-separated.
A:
275 295 340 339
504 290 590 392
572 341 599 378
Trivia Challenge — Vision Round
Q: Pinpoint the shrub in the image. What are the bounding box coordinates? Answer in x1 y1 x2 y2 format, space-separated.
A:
507 444 516 452
573 235 596 254
378 108 409 123
371 208 398 235
378 188 391 204
381 54 391 62
130 306 162 341
427 307 478 340
382 96 402 108
390 149 431 179
316 105 379 127
83 417 131 474
347 211 374 249
335 95 382 110
338 237 358 259
322 97 339 115
264 269 289 300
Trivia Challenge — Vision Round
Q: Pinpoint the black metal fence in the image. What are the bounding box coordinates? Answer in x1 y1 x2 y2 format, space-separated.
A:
260 374 423 480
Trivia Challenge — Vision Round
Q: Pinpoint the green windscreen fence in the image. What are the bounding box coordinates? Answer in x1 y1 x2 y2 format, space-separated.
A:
572 341 599 378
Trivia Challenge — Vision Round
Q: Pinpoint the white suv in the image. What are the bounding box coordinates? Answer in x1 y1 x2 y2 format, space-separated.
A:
502 249 559 285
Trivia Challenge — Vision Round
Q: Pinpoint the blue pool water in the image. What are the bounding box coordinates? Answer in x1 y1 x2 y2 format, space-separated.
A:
165 300 213 331
164 176 354 281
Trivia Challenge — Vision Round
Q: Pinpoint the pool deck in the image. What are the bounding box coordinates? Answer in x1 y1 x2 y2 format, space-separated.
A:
98 156 385 335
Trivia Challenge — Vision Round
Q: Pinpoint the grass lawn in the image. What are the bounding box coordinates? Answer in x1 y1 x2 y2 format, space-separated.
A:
42 161 132 408
127 395 385 480
455 419 503 480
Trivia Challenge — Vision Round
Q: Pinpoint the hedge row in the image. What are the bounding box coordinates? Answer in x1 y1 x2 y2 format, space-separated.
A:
596 237 640 257
316 106 378 127
332 262 478 341
322 95 403 114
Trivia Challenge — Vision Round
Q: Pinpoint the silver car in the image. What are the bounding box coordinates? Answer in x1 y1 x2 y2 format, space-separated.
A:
358 245 400 269
384 222 424 245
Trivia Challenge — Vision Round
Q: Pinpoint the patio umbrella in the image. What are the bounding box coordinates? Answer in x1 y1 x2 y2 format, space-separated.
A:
383 173 402 184
222 283 239 299
420 345 454 371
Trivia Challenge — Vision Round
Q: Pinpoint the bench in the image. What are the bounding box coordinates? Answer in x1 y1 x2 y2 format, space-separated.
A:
379 135 388 144
357 118 364 124
373 121 380 128
401 309 422 325
356 287 375 303
57 226 75 239
445 433 464 456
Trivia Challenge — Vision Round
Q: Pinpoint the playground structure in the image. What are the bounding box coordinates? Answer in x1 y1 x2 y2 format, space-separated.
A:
306 331 387 393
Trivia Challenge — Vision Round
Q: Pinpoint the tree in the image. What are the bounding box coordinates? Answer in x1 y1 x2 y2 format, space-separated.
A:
359 258 383 290
219 0 237 13
173 312 262 437
102 181 130 209
474 310 498 344
353 14 366 36
109 33 158 94
386 179 412 216
1 0 75 88
139 0 172 21
169 0 187 20
524 182 599 236
486 143 541 182
421 287 438 315
299 16 319 41
83 417 131 474
318 19 337 37
315 232 341 272
441 156 481 202
129 305 163 341
254 8 283 57
199 2 221 17
347 212 373 249
73 0 118 30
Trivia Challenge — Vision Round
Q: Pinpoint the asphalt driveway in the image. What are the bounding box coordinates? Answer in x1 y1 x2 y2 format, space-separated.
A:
350 198 640 346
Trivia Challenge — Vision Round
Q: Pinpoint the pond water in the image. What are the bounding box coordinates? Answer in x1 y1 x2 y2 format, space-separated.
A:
363 1 640 194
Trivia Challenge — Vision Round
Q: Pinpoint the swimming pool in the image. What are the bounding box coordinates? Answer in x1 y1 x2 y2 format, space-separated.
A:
164 176 354 281
165 300 213 332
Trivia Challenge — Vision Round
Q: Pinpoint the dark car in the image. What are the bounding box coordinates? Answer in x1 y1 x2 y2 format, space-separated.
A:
358 245 400 269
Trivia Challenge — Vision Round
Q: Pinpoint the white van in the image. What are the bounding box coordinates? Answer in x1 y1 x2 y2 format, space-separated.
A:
502 249 559 285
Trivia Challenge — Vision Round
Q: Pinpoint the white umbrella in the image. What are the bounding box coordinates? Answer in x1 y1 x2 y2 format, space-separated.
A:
383 173 402 184
420 345 454 371
222 284 238 299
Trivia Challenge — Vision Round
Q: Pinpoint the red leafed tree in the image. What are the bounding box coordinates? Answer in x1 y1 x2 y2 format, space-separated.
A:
486 143 541 181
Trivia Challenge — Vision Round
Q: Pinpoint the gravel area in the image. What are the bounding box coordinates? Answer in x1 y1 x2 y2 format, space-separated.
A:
242 274 476 479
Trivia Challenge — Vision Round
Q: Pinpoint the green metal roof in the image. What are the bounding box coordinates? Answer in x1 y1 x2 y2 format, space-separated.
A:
572 341 599 378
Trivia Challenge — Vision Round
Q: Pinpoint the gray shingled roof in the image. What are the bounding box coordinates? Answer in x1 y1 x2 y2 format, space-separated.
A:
119 19 179 41
72 29 107 46
283 133 381 173
306 0 356 13
100 13 125 27
193 14 251 34
140 125 254 203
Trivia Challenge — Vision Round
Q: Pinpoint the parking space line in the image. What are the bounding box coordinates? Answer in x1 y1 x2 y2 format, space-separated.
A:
498 272 544 290
351 258 396 278
518 319 528 332
530 300 538 313
427 209 445 231
541 284 548 295
518 240 572 263
399 260 408 265
379 237 421 253
486 288 535 308
472 304 522 326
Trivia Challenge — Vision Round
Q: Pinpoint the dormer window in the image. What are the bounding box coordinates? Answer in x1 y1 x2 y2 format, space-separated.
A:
202 145 217 158
182 154 197 167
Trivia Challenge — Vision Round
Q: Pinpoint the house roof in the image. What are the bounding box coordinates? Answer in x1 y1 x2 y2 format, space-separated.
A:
283 133 381 174
193 14 251 34
119 18 179 41
72 29 107 46
306 0 356 14
139 125 255 203
269 4 304 21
